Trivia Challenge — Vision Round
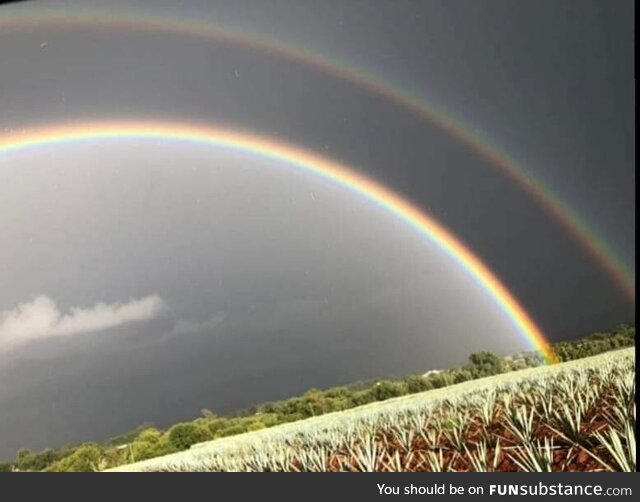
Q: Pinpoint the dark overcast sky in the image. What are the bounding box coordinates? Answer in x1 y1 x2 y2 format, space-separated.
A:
0 0 634 458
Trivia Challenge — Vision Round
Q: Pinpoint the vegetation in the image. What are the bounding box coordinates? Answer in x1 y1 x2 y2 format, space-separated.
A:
112 349 635 472
4 324 634 472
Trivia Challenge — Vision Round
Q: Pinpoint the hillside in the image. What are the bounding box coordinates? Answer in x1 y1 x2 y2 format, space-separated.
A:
2 324 634 472
110 348 635 472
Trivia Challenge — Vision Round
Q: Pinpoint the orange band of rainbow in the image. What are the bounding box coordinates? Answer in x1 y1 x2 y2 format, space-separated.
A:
0 6 633 301
0 121 556 362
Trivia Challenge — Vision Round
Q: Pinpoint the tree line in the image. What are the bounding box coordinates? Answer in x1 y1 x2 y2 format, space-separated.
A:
1 323 633 472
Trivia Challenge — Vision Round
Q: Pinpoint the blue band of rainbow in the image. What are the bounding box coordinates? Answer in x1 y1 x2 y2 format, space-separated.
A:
0 121 556 362
0 6 633 301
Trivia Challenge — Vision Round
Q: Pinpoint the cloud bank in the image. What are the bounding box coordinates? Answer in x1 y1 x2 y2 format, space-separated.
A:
0 295 165 345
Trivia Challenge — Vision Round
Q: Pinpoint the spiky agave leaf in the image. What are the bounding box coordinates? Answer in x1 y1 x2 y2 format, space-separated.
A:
591 425 636 472
508 437 555 472
505 406 536 445
550 403 585 445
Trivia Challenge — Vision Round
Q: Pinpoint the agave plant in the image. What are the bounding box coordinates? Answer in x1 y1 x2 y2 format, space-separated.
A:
505 406 536 445
591 424 636 472
425 449 447 472
109 348 633 473
550 403 586 445
464 439 501 472
508 437 555 472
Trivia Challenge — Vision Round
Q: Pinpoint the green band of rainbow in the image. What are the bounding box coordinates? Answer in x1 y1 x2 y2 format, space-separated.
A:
0 121 556 363
0 6 633 301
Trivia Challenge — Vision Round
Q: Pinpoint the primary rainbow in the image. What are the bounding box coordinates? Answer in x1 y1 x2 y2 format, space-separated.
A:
0 121 555 362
0 5 634 301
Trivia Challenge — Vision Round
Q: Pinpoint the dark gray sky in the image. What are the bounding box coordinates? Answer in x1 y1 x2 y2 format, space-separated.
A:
0 0 634 458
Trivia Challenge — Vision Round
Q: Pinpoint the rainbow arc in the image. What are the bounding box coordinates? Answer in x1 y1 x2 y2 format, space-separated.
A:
0 121 556 362
0 6 633 300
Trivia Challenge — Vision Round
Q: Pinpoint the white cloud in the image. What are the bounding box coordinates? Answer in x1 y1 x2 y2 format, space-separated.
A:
0 294 165 345
172 313 225 335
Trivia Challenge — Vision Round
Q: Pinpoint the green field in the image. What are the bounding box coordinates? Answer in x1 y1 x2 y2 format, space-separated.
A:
107 347 635 472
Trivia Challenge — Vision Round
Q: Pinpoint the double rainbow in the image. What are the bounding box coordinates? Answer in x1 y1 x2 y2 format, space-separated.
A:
0 5 633 301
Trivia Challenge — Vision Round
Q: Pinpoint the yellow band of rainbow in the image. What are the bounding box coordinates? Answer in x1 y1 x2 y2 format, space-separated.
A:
0 121 556 363
0 5 633 301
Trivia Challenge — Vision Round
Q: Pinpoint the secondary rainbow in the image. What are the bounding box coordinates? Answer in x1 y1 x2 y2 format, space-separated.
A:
0 121 555 362
0 5 633 301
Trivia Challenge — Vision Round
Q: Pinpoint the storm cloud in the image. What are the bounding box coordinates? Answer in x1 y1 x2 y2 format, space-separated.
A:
0 0 633 458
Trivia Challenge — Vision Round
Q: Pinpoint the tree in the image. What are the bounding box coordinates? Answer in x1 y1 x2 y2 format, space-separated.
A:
302 389 330 416
45 444 103 472
15 448 59 471
373 381 407 401
167 423 212 450
137 427 162 444
451 369 473 384
405 375 432 393
427 372 453 389
468 351 505 377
